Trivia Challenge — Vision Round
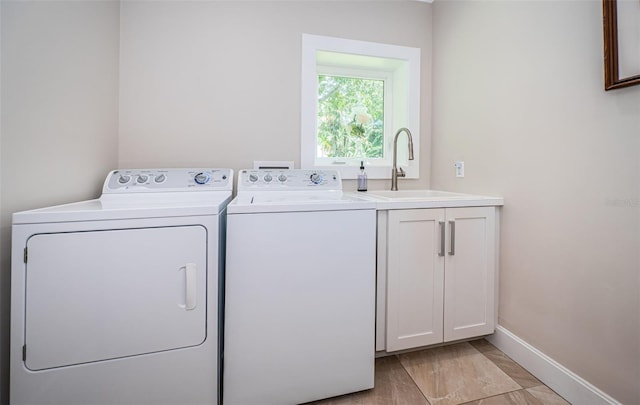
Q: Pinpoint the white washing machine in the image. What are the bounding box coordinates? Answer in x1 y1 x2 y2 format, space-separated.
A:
223 169 377 405
10 168 233 405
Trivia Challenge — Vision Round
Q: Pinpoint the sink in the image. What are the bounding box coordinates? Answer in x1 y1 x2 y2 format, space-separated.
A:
365 189 471 200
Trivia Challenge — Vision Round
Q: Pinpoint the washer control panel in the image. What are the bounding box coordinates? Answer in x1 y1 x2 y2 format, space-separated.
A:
103 168 233 193
238 169 341 191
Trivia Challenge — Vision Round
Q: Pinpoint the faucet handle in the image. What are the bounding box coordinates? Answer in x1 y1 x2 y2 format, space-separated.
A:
396 167 406 178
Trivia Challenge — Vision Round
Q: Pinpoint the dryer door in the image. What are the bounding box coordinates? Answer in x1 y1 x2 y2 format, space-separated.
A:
23 225 207 371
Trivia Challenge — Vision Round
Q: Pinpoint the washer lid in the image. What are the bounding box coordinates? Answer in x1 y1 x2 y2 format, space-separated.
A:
229 169 374 213
227 191 375 214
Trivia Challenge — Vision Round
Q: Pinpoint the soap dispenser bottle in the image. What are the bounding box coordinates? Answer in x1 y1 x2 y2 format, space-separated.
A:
357 161 368 192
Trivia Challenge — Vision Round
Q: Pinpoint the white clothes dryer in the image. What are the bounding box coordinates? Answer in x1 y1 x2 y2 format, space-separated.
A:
223 169 377 405
10 168 233 405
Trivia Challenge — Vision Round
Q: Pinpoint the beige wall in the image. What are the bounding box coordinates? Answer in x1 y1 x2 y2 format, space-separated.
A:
2 0 637 403
0 4 3 400
432 1 640 403
0 2 431 402
0 2 120 403
118 0 433 191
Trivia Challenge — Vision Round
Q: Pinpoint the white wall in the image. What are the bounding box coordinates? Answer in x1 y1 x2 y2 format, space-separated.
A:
118 0 432 191
0 2 120 403
432 1 640 403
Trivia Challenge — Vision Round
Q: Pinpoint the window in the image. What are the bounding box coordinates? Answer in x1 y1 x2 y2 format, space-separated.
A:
317 74 386 160
301 34 421 179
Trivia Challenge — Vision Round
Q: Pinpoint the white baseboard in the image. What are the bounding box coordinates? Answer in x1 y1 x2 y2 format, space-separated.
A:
486 326 621 405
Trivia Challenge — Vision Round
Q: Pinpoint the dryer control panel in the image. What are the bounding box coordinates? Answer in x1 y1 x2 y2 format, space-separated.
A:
103 168 233 193
238 169 341 191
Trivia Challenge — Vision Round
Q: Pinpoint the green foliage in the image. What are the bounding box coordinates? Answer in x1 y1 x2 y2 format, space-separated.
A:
317 75 384 159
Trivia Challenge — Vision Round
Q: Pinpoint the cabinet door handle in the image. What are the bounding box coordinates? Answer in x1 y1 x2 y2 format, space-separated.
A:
439 221 445 257
448 220 456 256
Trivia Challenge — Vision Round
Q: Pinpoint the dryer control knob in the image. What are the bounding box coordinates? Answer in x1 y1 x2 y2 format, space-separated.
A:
278 174 287 182
154 174 166 183
264 174 273 182
309 173 323 184
137 175 148 183
118 175 131 184
249 174 259 183
194 172 210 185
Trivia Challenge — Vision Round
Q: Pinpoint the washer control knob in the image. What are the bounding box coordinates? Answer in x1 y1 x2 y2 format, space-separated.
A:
248 174 259 183
264 174 273 182
137 175 148 183
154 174 166 183
194 172 210 185
278 174 287 182
309 172 323 184
118 175 131 184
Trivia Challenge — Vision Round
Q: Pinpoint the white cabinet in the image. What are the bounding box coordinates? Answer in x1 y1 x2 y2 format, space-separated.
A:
377 206 497 352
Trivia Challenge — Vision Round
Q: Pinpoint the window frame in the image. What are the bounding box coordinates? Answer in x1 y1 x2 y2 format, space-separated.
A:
301 33 421 180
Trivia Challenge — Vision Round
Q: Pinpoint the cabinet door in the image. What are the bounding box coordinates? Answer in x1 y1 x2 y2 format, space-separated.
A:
443 207 496 342
386 209 445 351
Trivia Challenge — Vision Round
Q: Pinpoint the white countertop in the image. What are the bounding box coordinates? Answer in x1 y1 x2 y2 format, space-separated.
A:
349 189 504 210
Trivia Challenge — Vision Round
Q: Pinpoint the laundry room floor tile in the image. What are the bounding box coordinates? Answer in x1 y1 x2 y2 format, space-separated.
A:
305 356 428 405
468 339 541 388
301 339 571 405
525 385 571 405
462 389 543 405
397 342 521 405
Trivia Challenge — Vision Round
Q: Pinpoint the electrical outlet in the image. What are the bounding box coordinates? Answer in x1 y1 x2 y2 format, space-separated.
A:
454 161 464 178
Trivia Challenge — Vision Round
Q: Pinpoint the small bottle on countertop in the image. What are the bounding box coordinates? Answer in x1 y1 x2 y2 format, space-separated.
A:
357 161 368 192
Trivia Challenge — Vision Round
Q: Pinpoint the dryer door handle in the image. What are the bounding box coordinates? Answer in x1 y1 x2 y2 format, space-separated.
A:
184 263 197 311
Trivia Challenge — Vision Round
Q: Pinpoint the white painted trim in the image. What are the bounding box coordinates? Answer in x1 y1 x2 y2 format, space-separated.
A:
486 326 621 405
300 34 420 180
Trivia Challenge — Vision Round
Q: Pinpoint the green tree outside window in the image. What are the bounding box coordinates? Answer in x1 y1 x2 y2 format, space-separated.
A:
317 75 384 159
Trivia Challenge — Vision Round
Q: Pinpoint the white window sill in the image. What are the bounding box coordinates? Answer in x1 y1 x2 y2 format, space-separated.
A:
310 164 418 180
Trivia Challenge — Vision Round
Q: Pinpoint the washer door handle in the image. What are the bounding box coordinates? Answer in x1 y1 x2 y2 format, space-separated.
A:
183 263 197 311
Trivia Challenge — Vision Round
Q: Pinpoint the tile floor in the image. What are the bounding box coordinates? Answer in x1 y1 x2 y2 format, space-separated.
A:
307 339 571 405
